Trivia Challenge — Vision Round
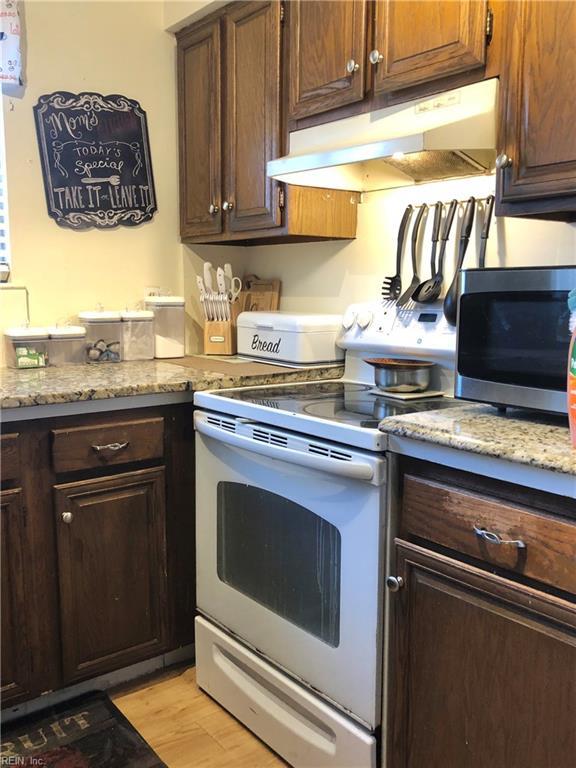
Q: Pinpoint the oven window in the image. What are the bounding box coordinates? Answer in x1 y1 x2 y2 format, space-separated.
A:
458 291 571 390
217 482 341 647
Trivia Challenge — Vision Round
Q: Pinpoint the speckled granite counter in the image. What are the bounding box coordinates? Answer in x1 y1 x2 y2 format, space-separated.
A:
0 359 343 410
379 403 575 476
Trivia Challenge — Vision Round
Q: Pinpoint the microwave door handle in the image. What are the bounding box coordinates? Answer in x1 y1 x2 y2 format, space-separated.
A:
195 417 375 482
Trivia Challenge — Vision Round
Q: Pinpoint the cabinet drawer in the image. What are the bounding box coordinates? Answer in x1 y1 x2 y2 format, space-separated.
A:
1 434 20 483
402 475 576 594
52 418 164 473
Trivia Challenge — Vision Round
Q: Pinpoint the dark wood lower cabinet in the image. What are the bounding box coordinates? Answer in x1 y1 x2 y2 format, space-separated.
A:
54 468 167 684
388 541 576 768
1 488 33 705
0 403 195 708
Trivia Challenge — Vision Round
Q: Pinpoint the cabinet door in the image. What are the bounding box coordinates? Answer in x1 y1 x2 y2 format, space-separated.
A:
373 0 487 94
225 1 282 232
1 489 32 705
178 19 222 238
54 468 167 684
497 1 576 211
288 0 367 120
387 541 576 768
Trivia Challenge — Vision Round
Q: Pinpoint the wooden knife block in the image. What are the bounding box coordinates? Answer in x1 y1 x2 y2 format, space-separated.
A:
204 321 236 355
203 293 245 356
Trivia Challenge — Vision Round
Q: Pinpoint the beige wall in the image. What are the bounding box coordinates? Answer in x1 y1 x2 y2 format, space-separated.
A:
163 0 229 31
2 1 183 338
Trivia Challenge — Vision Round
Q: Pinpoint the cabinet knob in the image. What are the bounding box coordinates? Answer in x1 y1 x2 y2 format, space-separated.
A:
62 511 73 524
222 200 234 211
208 203 219 215
386 575 404 592
346 59 360 74
495 153 512 170
369 49 383 65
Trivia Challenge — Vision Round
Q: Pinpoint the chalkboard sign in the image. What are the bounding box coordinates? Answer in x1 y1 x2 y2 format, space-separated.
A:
33 92 157 230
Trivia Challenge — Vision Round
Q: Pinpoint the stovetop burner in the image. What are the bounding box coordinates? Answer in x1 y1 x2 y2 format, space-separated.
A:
215 380 461 430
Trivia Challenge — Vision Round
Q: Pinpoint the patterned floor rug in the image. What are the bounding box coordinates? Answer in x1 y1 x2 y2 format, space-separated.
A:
1 691 166 767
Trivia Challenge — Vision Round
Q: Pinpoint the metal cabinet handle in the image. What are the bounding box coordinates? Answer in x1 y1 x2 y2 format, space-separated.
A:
386 576 404 592
495 153 512 170
62 511 73 524
222 200 234 211
208 203 219 215
91 441 130 453
473 526 526 549
346 58 360 74
369 49 383 65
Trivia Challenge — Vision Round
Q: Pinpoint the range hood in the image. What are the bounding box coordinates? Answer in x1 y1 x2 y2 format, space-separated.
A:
268 79 498 192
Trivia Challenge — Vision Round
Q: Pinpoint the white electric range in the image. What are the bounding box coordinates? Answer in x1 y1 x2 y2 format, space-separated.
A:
193 300 458 768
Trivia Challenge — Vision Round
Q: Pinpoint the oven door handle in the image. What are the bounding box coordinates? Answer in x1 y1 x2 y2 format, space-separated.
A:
195 418 375 482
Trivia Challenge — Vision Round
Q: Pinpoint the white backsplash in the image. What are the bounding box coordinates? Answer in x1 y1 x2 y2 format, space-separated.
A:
239 174 576 315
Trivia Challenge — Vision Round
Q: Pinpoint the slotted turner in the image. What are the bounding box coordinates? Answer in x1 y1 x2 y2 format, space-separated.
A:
382 204 413 301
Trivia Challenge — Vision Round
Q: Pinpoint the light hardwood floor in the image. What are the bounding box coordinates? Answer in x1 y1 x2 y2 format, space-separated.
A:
112 666 287 768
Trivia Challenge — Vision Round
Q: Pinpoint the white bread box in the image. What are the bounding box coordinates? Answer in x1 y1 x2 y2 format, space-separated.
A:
237 312 344 365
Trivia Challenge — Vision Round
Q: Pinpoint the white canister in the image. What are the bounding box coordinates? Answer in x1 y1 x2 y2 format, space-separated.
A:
121 310 155 361
79 311 123 363
144 297 185 358
4 327 49 368
48 326 87 365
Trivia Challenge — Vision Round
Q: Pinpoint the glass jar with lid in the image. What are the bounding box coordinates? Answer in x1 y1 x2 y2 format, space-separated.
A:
144 296 185 358
78 310 123 363
121 310 155 360
5 327 49 368
48 326 87 365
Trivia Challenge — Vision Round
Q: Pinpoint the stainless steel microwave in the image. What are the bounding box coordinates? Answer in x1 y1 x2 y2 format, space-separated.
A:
455 266 576 414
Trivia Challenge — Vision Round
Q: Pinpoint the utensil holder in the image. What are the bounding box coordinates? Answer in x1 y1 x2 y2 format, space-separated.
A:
202 292 246 356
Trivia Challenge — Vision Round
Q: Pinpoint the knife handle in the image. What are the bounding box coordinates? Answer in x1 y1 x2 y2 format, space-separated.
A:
203 262 213 291
481 195 495 240
460 196 476 242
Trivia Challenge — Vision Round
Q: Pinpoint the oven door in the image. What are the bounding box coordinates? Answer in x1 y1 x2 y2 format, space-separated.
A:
194 410 386 729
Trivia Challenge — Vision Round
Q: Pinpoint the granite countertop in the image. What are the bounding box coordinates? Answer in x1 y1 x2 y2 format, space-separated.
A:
0 358 343 409
379 403 576 476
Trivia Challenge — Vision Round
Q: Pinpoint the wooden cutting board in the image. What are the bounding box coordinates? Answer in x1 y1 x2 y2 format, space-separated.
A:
243 276 281 312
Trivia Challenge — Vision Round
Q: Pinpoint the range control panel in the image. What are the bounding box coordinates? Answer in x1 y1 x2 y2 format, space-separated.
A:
338 300 457 361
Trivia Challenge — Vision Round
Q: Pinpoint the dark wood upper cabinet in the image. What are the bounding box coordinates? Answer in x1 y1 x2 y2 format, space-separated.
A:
177 2 358 245
225 1 282 232
54 468 168 684
288 0 367 120
372 0 487 94
496 0 576 219
178 18 222 239
388 541 576 768
1 488 33 705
